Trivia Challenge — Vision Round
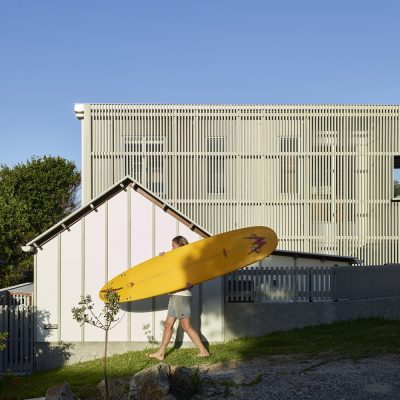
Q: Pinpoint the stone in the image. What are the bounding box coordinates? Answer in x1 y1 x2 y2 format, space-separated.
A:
128 363 173 400
97 377 131 400
170 366 200 399
45 382 77 400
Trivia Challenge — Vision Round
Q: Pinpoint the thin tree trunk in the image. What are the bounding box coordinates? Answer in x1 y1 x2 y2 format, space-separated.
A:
104 329 109 400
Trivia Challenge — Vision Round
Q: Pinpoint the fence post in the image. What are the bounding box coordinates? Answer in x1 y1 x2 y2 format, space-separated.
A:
330 267 339 301
308 268 313 302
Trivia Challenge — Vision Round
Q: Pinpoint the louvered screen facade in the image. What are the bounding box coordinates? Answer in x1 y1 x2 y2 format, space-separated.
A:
76 104 400 265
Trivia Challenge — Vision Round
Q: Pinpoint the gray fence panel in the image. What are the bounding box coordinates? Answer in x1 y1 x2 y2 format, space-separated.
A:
0 293 33 375
226 264 400 303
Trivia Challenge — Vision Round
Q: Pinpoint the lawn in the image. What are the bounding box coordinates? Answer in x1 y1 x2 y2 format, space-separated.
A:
1 318 400 399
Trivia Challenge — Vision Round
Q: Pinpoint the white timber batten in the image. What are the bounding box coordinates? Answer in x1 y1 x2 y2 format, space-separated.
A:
29 177 226 344
75 104 400 265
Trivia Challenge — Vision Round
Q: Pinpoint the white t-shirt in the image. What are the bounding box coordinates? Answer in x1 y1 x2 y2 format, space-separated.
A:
171 289 192 296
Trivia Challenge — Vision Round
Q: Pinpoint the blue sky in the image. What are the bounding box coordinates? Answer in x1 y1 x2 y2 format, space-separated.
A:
0 0 399 171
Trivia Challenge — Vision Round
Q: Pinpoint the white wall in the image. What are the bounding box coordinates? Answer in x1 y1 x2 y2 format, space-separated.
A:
34 184 351 345
36 239 59 342
129 190 154 342
107 192 129 342
35 186 213 344
60 221 82 342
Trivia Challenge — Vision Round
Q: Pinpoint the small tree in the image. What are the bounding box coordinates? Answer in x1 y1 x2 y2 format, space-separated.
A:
72 291 121 400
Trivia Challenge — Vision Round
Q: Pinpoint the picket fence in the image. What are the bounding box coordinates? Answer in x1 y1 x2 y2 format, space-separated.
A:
226 264 400 303
0 293 33 375
1 264 400 375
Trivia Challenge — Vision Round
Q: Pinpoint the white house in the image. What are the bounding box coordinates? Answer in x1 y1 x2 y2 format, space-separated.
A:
24 176 356 370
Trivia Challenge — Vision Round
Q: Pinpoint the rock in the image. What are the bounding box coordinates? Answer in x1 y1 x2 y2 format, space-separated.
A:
170 366 200 399
97 377 131 400
128 363 174 400
45 382 78 400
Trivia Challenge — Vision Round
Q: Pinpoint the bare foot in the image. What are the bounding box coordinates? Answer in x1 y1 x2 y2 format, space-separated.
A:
147 352 164 361
197 352 210 358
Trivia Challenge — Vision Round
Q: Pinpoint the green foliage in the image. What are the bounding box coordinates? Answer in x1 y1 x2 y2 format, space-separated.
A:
0 369 20 398
72 291 121 331
0 331 7 351
0 156 80 287
394 179 400 197
72 291 121 400
2 318 400 399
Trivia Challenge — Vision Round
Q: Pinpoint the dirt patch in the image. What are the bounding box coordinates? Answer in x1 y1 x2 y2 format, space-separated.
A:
193 355 400 399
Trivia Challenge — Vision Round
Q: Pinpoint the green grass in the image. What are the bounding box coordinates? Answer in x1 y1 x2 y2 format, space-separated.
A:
1 318 400 399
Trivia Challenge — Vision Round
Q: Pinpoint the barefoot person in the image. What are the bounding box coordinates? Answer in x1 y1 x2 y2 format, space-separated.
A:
148 236 209 361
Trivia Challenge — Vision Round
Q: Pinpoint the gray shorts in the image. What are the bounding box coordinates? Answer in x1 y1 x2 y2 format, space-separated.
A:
167 295 192 319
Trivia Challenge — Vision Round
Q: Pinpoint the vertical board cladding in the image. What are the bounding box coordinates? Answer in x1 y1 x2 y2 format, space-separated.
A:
84 203 107 341
107 191 129 341
36 184 220 344
60 221 82 342
36 240 59 342
130 189 154 342
201 278 223 342
79 104 400 265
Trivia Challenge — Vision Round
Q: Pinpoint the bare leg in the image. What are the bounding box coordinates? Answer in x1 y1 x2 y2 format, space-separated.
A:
148 316 176 361
179 318 209 357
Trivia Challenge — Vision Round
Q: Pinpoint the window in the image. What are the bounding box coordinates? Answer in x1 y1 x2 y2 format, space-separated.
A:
146 155 164 195
207 136 226 194
280 137 298 194
393 156 400 198
124 136 142 182
123 135 165 195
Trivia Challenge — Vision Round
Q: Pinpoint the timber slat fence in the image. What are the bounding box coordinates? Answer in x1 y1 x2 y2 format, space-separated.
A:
0 293 33 375
226 264 400 303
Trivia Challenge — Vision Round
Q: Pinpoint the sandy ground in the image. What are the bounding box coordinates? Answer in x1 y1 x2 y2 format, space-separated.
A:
194 355 400 400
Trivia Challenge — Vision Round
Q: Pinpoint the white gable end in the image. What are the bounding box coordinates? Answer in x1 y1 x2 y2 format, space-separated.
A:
31 178 220 346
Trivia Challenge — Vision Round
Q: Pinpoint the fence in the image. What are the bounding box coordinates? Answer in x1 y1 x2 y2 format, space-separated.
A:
226 264 400 303
0 293 33 375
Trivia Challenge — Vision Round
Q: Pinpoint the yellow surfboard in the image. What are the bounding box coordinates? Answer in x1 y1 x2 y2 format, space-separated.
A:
99 226 278 303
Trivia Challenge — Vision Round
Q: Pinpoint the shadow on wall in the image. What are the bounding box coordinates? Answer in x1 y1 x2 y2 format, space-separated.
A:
120 296 169 313
118 244 213 350
153 248 211 351
34 308 74 371
0 305 74 374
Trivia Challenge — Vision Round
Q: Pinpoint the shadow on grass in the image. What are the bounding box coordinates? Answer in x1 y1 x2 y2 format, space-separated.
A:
0 350 155 400
217 317 400 362
2 318 400 399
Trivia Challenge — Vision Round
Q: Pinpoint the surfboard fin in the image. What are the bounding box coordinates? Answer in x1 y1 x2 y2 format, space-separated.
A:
100 287 122 293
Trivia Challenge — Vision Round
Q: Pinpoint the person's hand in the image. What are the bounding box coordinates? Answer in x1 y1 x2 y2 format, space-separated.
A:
159 252 165 256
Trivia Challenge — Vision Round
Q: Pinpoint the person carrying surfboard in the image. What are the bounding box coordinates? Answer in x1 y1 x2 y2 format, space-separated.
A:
148 235 210 361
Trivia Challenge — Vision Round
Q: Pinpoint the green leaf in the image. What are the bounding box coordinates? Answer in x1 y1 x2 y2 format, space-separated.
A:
0 156 80 286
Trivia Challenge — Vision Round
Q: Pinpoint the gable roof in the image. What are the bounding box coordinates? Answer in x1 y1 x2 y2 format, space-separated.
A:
0 282 33 294
23 176 359 264
24 176 211 251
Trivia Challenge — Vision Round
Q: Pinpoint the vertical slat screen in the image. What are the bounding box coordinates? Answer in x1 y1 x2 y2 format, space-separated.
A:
82 104 400 265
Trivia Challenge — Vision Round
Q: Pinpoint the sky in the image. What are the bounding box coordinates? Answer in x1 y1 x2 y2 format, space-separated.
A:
0 0 399 172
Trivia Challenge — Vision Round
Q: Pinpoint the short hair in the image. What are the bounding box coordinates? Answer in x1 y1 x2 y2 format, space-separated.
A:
172 236 189 247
